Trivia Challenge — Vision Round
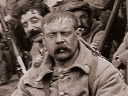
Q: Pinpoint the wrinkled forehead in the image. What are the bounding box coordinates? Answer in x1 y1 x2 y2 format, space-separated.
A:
43 17 75 28
21 9 42 23
42 17 76 34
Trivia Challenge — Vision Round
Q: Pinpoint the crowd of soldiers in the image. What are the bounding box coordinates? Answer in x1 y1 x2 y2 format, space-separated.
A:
0 0 128 95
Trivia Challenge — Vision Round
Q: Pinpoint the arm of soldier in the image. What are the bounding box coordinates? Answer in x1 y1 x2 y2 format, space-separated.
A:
113 31 128 59
113 42 126 58
115 50 128 67
112 31 128 67
11 76 32 96
95 63 128 96
90 30 104 50
112 42 127 68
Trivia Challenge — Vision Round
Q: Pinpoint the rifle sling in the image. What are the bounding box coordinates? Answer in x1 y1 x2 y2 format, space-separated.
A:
89 54 98 96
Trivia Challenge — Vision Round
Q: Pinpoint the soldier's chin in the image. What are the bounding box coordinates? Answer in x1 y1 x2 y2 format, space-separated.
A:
54 53 72 62
31 35 42 42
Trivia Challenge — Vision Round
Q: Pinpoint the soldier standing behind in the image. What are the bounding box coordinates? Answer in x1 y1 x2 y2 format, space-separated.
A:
0 0 16 84
58 1 104 50
11 1 50 71
0 32 14 85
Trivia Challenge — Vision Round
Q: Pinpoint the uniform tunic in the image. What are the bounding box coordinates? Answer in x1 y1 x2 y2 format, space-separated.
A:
11 40 128 96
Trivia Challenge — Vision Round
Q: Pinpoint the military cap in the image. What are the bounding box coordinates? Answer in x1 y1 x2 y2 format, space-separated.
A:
59 1 89 11
53 0 83 7
88 0 114 10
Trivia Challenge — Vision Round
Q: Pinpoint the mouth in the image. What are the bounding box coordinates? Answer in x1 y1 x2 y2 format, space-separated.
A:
58 49 66 53
55 47 70 55
78 26 90 35
77 28 85 31
79 26 89 30
54 46 73 62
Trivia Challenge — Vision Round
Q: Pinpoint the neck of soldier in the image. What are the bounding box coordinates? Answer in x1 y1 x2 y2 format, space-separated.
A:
54 48 79 72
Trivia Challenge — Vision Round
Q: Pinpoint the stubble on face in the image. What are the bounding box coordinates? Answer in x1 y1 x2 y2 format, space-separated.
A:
43 18 79 62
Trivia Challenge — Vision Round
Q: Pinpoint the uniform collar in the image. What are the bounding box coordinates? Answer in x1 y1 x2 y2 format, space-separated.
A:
61 39 92 74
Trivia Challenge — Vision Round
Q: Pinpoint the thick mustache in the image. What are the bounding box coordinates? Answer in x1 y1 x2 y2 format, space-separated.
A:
29 30 42 38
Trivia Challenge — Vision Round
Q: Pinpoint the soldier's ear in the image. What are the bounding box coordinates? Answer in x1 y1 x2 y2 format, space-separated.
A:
75 28 82 38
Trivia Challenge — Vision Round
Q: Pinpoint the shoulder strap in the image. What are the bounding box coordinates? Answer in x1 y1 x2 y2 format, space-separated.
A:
89 54 98 96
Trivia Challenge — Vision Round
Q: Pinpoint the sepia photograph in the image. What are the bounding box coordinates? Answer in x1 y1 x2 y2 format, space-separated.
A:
0 0 128 96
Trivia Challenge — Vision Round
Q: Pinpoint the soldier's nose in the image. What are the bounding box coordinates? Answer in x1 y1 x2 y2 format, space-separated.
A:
77 19 82 26
28 22 35 30
56 33 64 44
28 25 33 31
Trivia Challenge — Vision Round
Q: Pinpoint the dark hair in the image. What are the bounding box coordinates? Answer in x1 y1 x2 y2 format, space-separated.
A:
12 0 50 19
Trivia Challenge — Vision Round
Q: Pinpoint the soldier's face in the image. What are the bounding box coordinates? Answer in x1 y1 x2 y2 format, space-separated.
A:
21 9 43 42
43 18 80 62
73 10 91 34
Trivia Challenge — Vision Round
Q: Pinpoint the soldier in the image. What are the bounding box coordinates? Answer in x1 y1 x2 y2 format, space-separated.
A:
11 11 128 96
0 32 14 85
0 33 8 85
12 0 50 59
88 0 126 60
0 0 50 78
112 32 128 78
0 0 17 84
58 1 104 50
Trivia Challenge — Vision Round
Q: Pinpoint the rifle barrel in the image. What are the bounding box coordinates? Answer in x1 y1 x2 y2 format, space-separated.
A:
98 0 122 52
0 10 26 74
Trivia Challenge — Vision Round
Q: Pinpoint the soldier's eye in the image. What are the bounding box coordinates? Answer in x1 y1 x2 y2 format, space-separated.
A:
32 19 38 23
31 18 39 23
49 32 57 37
62 31 71 36
23 22 28 28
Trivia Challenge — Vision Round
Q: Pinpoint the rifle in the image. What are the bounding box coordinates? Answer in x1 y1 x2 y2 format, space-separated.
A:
79 38 103 57
98 0 122 58
0 11 26 74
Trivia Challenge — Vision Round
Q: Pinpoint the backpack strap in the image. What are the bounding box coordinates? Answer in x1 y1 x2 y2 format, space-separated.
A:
89 54 98 96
